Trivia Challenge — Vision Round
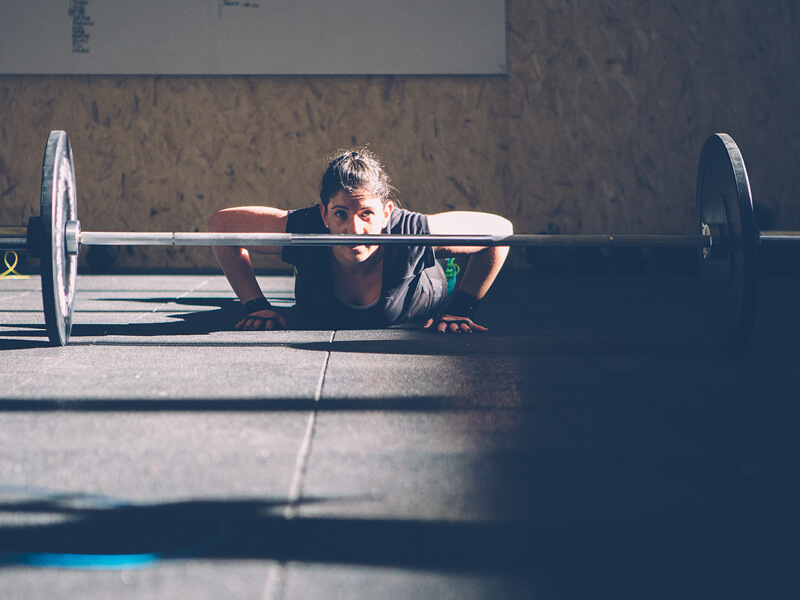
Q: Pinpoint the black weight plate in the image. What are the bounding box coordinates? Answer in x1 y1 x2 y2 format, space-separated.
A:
40 131 78 346
696 133 758 351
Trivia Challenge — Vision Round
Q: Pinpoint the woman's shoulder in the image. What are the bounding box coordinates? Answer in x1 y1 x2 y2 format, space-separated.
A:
388 207 429 234
286 205 327 233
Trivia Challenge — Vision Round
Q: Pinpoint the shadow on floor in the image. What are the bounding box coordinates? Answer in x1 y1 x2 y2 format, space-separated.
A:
0 494 796 598
0 395 511 413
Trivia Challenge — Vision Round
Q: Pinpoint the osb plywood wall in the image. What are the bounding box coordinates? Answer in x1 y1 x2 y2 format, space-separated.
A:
1 0 798 272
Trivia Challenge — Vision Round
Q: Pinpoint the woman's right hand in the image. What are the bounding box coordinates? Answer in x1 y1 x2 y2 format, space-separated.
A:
235 309 288 331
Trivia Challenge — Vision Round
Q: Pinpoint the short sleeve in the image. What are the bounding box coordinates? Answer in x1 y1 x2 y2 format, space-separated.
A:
282 205 329 266
382 208 436 283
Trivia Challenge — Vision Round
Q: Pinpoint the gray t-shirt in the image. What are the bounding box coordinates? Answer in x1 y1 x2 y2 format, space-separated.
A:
282 206 448 328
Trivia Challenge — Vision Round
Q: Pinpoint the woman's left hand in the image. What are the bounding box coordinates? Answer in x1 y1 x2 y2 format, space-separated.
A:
423 314 488 334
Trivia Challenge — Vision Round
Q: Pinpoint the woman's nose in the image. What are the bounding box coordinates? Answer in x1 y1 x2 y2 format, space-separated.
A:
350 218 366 234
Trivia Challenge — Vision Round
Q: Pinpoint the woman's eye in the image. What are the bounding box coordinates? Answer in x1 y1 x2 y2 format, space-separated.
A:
334 210 347 219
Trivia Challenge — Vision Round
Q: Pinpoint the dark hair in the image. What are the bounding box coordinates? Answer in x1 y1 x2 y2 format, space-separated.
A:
319 148 395 207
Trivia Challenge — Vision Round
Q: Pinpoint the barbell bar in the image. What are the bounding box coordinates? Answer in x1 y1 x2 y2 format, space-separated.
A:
8 225 797 249
77 231 711 248
0 130 792 349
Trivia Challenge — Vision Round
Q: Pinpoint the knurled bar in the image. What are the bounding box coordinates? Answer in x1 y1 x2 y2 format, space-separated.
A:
77 231 711 248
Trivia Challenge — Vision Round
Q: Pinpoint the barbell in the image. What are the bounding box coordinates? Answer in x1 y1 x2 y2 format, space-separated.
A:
0 130 795 348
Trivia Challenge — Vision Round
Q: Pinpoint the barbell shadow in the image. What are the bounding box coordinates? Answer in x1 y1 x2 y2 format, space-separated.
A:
0 497 537 574
0 395 512 413
3 324 727 355
5 294 799 355
0 297 242 348
0 495 796 596
0 336 58 350
0 316 760 356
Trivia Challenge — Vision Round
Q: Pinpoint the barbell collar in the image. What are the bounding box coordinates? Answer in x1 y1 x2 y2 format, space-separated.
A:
65 220 81 255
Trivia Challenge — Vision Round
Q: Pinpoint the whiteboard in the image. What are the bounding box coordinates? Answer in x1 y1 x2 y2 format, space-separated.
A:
0 0 506 75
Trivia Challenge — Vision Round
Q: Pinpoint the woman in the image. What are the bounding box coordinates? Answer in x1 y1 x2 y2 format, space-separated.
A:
208 148 512 333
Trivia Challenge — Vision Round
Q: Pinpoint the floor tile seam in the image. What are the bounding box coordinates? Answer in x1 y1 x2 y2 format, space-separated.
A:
0 290 36 303
107 278 213 327
261 562 286 600
283 330 334 519
68 278 213 344
10 348 75 389
161 277 211 308
268 332 333 600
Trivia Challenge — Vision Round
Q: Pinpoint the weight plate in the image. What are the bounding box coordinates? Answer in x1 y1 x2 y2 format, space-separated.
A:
40 131 78 346
696 133 758 351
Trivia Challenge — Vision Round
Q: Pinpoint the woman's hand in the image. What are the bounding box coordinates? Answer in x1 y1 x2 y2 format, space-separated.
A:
423 313 488 334
235 309 288 331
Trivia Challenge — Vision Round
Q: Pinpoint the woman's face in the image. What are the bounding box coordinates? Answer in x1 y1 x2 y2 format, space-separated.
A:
321 189 393 265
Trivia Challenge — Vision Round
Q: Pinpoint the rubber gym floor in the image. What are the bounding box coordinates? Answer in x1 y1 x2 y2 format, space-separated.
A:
1 264 799 599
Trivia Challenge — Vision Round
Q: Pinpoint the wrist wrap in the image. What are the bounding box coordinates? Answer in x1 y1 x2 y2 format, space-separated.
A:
445 291 480 320
243 297 273 317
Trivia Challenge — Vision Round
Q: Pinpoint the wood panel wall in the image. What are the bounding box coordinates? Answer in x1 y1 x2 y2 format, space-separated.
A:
1 0 798 271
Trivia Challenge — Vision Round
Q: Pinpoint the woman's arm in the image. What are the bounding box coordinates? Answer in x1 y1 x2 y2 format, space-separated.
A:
427 211 513 299
207 206 290 329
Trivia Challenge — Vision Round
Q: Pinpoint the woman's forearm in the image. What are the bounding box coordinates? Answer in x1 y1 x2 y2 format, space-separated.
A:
457 245 509 299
